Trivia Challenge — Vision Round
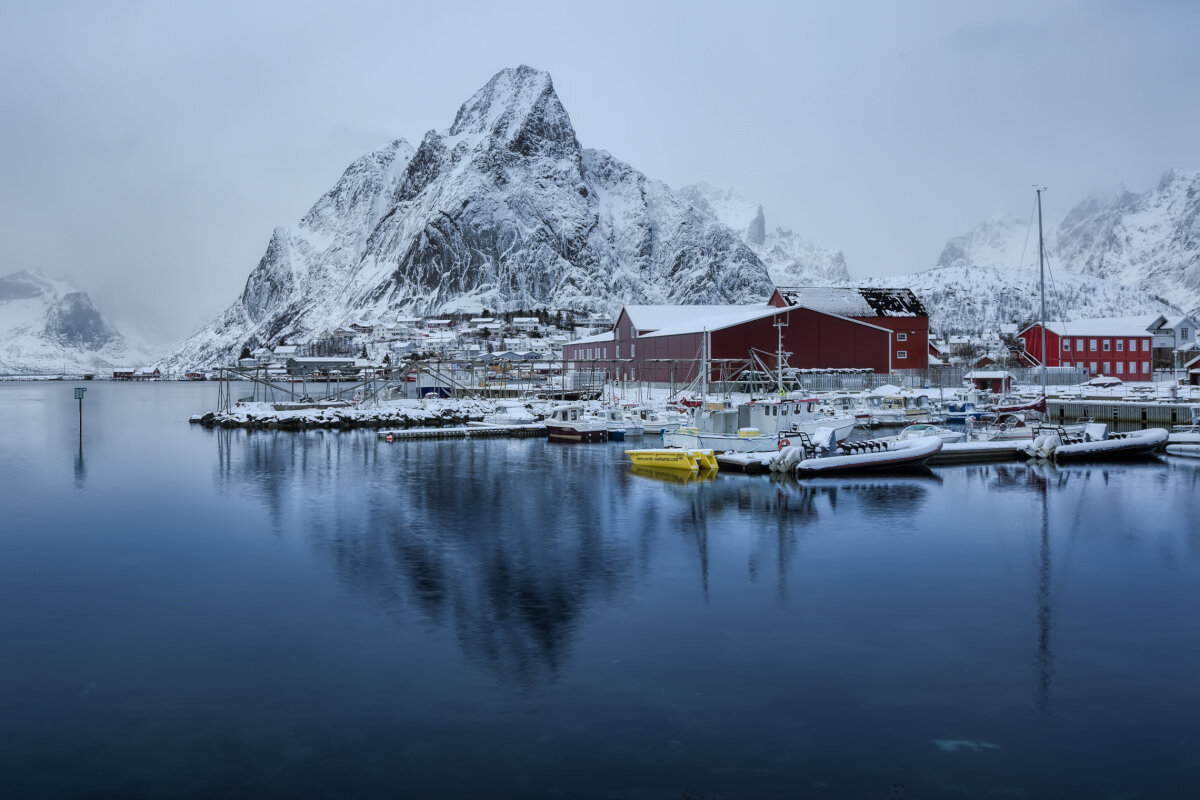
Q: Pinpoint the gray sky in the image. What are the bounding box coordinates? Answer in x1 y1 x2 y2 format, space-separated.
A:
2 0 1197 346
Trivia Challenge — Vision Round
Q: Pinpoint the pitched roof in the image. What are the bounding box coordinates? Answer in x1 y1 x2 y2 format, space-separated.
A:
625 303 890 339
773 287 928 317
1021 316 1160 337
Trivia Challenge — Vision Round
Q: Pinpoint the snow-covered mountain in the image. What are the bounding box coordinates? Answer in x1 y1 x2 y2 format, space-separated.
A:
0 270 154 374
678 183 852 286
1056 170 1200 315
904 199 1188 334
167 66 774 369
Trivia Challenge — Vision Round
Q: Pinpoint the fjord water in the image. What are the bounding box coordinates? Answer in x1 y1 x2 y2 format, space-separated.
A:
1 383 1198 799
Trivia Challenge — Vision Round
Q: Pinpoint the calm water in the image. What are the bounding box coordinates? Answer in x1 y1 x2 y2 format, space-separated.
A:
1 382 1198 799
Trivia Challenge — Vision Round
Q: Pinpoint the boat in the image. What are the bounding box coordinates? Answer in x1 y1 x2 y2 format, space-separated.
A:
625 448 718 472
770 428 942 474
628 463 718 484
1024 423 1168 462
546 405 608 443
635 406 688 435
1165 443 1200 458
594 407 644 441
891 423 964 443
474 403 535 426
944 400 997 423
663 397 857 452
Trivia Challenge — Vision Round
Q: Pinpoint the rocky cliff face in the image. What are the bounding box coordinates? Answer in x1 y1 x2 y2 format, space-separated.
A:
0 270 150 374
167 66 775 368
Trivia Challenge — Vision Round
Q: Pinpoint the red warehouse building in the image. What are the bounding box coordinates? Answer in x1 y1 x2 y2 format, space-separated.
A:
1017 317 1155 380
768 287 930 369
564 303 897 384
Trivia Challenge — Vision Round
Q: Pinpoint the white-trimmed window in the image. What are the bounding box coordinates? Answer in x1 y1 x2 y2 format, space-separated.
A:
1090 361 1098 373
1103 339 1111 351
1142 340 1149 351
897 333 908 342
897 350 908 359
1062 339 1070 351
1090 339 1097 351
1116 340 1124 352
1116 362 1124 374
1130 339 1137 350
1143 361 1150 373
616 345 620 358
631 343 636 357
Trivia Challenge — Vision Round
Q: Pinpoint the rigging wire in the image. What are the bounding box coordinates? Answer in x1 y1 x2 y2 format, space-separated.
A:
1014 194 1039 287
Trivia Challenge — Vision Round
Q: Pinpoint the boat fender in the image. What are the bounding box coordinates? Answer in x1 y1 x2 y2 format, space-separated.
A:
778 437 791 451
385 434 394 442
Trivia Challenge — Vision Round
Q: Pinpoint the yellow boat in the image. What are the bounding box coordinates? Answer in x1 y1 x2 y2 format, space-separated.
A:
630 464 718 484
624 448 718 472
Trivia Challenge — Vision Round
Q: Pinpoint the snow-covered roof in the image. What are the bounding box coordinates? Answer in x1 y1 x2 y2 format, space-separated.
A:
773 287 928 317
631 305 780 339
566 330 615 346
965 370 1013 379
1027 316 1161 337
622 304 769 333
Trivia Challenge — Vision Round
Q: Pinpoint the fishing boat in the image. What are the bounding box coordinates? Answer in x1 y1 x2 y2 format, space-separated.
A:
1024 423 1168 462
546 405 607 443
771 428 942 474
625 448 718 472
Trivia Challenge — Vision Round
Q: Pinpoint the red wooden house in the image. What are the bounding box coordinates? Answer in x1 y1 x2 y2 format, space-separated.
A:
1017 317 1156 381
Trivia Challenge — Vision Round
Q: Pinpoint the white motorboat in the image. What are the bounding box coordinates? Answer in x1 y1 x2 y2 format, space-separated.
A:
770 428 942 474
474 403 535 426
1025 423 1168 462
546 405 608 443
891 423 964 444
1165 443 1200 458
592 407 644 441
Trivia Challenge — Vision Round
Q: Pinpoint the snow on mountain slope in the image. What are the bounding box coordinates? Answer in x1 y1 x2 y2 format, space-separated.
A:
167 66 773 369
1056 170 1200 316
908 212 1180 334
0 270 154 374
679 183 852 286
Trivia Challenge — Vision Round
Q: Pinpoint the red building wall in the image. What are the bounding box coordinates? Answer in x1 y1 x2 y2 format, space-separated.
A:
608 307 892 383
1019 324 1153 380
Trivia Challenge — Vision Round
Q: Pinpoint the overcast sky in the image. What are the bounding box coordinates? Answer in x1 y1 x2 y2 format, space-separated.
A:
2 0 1196 346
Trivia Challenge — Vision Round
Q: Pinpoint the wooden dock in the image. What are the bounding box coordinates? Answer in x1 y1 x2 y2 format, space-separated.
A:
377 424 546 441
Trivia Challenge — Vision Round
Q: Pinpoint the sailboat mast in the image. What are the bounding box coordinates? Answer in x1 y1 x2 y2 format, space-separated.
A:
1037 187 1047 400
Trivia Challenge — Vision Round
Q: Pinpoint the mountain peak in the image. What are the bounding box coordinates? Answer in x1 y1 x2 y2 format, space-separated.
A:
447 66 577 156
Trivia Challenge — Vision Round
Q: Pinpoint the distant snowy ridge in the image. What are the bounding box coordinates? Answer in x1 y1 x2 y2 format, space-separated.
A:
0 270 154 374
166 66 775 369
912 199 1189 333
678 183 852 287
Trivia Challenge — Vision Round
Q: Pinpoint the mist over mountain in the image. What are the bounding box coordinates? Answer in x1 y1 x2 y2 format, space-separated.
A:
0 270 154 374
